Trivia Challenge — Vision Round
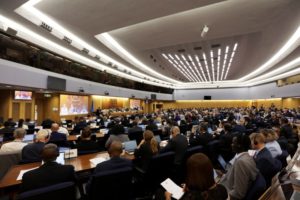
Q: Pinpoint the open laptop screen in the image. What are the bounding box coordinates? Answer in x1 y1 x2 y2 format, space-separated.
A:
123 140 137 152
23 134 35 142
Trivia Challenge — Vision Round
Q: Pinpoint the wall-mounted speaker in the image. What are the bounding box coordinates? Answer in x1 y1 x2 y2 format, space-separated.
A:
6 27 17 36
104 91 109 96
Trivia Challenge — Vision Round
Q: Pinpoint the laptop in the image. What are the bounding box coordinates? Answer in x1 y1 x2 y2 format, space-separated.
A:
217 155 228 172
123 140 137 154
154 135 161 143
23 134 35 142
138 125 146 130
59 147 71 153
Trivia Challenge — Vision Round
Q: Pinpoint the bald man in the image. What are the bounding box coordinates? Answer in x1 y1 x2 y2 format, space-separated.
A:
86 141 132 192
21 144 76 192
48 123 67 146
21 129 50 162
94 141 132 172
160 126 188 166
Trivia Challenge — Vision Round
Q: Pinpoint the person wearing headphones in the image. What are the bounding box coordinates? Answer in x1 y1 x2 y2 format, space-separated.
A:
250 133 282 186
21 143 76 192
21 129 50 163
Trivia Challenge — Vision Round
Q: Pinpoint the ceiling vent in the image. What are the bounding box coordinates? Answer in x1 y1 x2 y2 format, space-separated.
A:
211 44 221 48
40 22 52 32
177 49 186 53
194 46 202 50
82 48 89 54
63 36 72 44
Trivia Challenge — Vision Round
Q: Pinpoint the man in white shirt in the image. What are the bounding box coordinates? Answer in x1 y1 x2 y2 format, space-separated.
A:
0 128 27 153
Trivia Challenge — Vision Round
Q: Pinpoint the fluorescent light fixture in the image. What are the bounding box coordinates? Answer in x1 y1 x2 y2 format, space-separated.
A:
17 1 180 86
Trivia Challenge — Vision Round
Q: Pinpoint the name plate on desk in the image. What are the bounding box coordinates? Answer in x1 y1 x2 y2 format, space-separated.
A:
64 149 78 159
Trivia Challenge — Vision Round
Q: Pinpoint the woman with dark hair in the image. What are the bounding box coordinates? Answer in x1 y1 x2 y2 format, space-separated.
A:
165 153 227 200
134 130 159 170
105 124 129 148
75 127 99 153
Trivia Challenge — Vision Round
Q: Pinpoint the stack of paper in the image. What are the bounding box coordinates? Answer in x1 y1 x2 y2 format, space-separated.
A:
17 167 38 180
161 178 184 200
90 157 107 166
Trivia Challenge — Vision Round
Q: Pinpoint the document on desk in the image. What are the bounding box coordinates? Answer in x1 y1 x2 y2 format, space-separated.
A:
17 167 38 180
161 178 184 200
90 157 107 166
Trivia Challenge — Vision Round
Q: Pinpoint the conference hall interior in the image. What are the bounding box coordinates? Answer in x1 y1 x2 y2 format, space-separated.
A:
0 0 300 200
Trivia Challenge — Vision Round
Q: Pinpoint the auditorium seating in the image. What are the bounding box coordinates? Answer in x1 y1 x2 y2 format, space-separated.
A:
244 173 267 200
87 167 133 200
18 182 76 200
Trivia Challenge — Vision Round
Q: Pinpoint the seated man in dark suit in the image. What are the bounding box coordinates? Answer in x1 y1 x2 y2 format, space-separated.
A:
94 141 132 172
127 122 143 134
160 126 188 167
21 144 76 192
48 123 67 147
86 141 132 191
189 122 213 147
21 129 49 163
250 133 282 186
0 121 15 142
72 117 87 135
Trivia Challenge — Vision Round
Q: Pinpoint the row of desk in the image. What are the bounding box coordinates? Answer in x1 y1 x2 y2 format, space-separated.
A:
0 151 134 190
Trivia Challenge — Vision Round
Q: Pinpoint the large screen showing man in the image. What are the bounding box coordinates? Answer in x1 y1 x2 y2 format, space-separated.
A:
60 95 88 116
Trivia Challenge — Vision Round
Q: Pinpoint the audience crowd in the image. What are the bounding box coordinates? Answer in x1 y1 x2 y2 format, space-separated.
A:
0 105 299 200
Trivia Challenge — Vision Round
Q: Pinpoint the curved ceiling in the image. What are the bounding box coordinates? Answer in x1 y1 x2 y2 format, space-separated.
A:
0 0 299 89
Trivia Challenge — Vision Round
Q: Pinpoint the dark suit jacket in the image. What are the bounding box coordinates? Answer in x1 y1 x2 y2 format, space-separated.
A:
21 142 45 162
49 132 67 141
21 162 76 192
255 147 282 185
160 134 188 165
48 132 67 147
128 126 143 134
189 132 212 147
94 157 132 173
86 157 132 192
232 125 246 134
75 140 99 152
0 127 15 142
72 121 87 134
134 142 159 171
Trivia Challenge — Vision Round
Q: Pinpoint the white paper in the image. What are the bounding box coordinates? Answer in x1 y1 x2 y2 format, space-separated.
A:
17 167 38 180
161 178 184 200
90 157 107 166
248 150 256 157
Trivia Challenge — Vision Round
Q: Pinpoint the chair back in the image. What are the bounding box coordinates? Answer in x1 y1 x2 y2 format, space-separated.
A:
88 167 132 200
244 173 266 200
18 182 76 200
146 151 175 188
276 150 289 168
128 130 143 144
0 151 22 179
185 146 204 160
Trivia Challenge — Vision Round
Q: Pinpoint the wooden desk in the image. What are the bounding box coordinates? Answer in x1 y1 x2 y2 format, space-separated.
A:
0 152 134 189
0 151 133 190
